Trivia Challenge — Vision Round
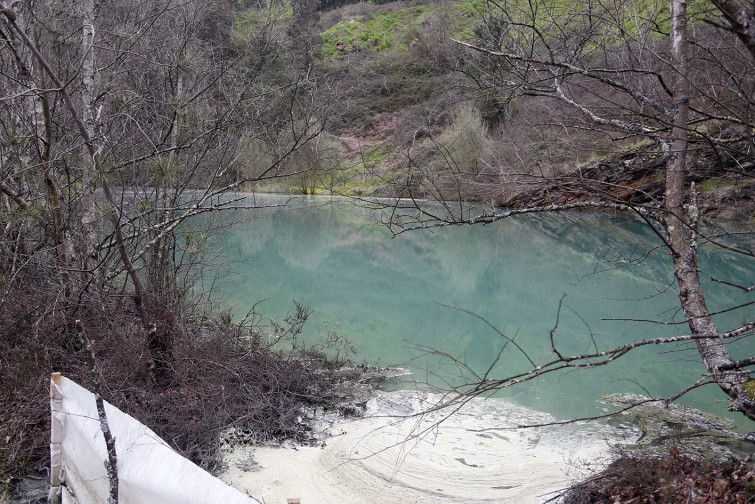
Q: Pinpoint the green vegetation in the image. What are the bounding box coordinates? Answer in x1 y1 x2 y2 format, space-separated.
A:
697 178 733 191
696 178 754 192
429 104 488 175
743 379 755 398
319 5 431 58
362 144 391 171
333 151 391 195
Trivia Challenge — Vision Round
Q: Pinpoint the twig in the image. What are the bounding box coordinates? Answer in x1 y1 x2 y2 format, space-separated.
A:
711 277 755 293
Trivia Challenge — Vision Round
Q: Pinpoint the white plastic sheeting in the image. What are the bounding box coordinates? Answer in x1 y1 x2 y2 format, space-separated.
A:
50 375 259 504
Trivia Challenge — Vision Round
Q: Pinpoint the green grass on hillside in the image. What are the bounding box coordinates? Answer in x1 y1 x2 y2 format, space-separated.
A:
317 0 716 61
450 0 714 47
319 5 430 58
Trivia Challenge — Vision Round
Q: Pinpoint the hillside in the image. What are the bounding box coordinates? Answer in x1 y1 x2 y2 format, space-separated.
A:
1 0 753 502
258 0 755 220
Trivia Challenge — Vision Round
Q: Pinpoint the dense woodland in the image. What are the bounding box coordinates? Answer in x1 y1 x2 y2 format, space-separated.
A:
1 0 754 500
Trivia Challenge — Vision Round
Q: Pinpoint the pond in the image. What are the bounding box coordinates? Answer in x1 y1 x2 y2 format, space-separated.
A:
211 194 755 431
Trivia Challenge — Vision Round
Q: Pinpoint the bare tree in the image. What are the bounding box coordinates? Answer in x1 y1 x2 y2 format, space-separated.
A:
0 0 352 483
374 0 755 422
0 0 332 384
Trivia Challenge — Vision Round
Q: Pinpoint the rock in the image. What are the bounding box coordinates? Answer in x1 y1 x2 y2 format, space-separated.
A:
602 393 751 462
6 477 48 504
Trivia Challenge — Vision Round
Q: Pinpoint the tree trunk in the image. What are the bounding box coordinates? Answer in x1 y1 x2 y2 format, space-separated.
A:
32 24 74 297
667 0 754 420
3 6 174 386
79 0 99 280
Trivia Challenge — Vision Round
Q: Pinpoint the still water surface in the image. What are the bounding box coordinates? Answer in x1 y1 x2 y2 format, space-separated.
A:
213 195 754 430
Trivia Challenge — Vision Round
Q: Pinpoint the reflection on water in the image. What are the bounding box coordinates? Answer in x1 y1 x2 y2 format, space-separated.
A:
213 195 755 430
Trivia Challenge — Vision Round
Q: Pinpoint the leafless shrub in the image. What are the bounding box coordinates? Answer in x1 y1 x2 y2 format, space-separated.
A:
398 103 491 200
561 447 755 504
0 269 347 477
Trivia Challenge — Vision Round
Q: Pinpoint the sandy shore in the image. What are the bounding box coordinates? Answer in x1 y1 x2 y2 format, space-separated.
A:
221 391 634 504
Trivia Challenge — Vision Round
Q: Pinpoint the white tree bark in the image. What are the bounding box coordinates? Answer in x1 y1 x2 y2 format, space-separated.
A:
31 20 75 296
79 0 99 278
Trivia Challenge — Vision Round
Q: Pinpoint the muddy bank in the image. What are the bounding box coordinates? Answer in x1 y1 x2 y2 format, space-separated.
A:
498 143 755 221
221 390 636 504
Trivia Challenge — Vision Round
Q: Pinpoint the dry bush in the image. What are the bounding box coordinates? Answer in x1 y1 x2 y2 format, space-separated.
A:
479 95 617 200
433 103 488 168
0 267 346 480
404 103 491 200
229 136 277 185
563 448 755 504
279 128 346 194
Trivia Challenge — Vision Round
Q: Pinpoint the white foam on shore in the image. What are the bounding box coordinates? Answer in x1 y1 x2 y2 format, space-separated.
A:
221 390 637 504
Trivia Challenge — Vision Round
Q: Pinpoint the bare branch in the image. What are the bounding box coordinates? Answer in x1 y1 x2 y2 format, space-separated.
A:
451 37 672 118
711 276 755 293
0 181 29 209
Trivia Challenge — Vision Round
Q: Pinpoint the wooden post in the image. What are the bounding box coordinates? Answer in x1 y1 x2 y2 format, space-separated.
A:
286 499 301 504
50 372 63 488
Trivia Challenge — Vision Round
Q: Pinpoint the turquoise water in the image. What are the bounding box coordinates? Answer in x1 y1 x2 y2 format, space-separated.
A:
212 194 755 430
